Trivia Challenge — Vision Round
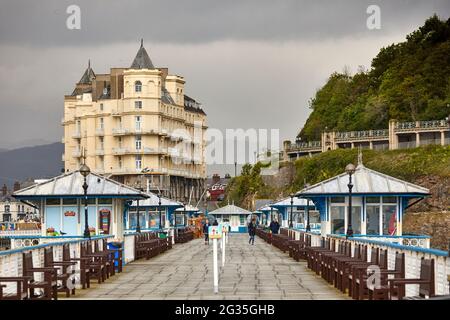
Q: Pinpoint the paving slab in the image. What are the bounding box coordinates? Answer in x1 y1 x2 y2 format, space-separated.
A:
64 234 348 300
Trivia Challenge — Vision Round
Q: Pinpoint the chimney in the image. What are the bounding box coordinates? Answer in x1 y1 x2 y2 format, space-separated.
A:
13 181 20 192
1 184 7 196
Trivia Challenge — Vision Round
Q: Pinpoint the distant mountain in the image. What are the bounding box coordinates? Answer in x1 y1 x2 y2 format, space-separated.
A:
0 139 55 151
0 142 64 188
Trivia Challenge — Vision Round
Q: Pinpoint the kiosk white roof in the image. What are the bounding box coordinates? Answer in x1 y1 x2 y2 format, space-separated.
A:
13 171 148 198
209 204 252 215
295 164 429 196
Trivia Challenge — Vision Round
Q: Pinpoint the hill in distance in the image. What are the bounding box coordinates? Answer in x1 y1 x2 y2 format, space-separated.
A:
299 15 450 141
0 142 64 188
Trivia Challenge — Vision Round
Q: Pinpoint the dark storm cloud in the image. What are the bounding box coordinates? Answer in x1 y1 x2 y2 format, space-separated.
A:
0 0 449 47
0 0 449 176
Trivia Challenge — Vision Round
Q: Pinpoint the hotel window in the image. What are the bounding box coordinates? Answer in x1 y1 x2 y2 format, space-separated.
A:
135 116 141 131
99 118 104 130
99 156 104 169
100 103 104 111
135 135 142 150
99 137 104 150
135 81 142 93
135 155 142 170
118 156 122 168
5 205 10 212
118 137 122 148
135 101 142 109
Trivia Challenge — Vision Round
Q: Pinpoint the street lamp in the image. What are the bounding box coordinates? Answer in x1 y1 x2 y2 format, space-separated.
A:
158 193 162 230
183 204 187 227
304 182 311 232
136 197 141 233
345 163 356 238
289 194 294 228
79 163 91 238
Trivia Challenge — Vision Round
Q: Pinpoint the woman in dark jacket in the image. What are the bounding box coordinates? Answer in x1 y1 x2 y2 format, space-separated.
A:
203 219 210 245
248 220 256 245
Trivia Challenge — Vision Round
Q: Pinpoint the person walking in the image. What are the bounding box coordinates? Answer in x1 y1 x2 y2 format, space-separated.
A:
248 220 256 245
203 219 210 245
269 218 280 234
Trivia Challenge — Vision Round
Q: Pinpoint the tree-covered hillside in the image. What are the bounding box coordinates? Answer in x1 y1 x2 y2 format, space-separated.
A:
299 15 450 141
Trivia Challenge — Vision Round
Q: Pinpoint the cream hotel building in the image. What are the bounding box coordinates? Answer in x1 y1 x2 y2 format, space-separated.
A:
62 41 207 202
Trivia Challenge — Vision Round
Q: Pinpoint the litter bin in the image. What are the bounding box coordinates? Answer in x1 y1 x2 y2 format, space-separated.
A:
107 241 123 272
158 232 167 239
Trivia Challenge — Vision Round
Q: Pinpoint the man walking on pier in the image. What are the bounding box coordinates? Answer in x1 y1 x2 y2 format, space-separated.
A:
270 218 280 234
248 220 256 245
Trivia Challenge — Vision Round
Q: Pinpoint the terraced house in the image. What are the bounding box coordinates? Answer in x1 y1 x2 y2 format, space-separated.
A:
62 40 207 202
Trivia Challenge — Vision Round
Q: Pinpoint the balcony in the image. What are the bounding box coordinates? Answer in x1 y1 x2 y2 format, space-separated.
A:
335 129 389 141
72 148 82 157
395 120 449 132
168 147 181 158
72 131 81 139
95 149 105 156
287 141 322 153
94 168 105 174
95 128 105 136
112 147 130 155
112 147 167 155
112 127 162 136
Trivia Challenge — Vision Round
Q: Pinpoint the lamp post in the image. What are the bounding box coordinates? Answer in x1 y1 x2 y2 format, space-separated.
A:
345 163 356 238
304 182 311 232
136 197 141 233
184 204 187 227
158 193 162 230
289 194 294 228
79 164 91 238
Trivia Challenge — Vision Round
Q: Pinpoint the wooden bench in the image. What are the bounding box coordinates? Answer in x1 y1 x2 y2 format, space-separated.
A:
368 252 405 300
44 245 77 297
271 234 290 252
0 277 29 300
23 251 58 300
175 228 194 243
387 258 435 300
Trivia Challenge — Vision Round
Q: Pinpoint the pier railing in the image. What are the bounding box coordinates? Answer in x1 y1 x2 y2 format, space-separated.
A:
0 235 112 295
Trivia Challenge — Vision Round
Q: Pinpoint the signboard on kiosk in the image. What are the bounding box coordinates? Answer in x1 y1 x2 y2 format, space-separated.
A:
208 226 222 239
220 222 229 233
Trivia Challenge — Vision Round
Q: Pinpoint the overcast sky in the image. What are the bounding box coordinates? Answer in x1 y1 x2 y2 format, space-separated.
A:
0 1 449 166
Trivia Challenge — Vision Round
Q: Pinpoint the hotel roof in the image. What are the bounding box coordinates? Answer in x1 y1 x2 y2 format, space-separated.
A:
130 40 155 69
13 171 148 199
295 164 430 197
